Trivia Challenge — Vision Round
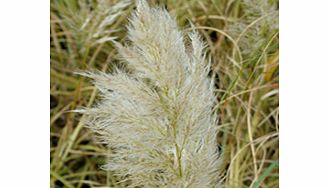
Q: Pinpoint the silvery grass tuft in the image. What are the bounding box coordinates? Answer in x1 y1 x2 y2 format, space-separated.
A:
52 0 131 55
79 0 221 187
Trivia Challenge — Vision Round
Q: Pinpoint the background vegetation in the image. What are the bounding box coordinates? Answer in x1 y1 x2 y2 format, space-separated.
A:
50 0 279 187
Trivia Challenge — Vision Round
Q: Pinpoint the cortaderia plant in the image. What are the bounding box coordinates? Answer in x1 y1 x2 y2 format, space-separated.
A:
78 0 222 187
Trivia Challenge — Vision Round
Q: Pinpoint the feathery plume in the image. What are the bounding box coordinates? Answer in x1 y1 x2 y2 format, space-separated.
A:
54 0 131 54
229 0 279 56
80 0 221 187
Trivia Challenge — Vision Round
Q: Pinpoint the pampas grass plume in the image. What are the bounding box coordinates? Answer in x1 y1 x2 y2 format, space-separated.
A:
80 0 222 187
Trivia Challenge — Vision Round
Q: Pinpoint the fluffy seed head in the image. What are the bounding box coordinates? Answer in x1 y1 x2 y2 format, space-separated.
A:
80 0 222 187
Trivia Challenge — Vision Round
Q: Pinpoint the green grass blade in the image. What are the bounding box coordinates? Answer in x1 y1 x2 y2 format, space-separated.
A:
251 160 279 188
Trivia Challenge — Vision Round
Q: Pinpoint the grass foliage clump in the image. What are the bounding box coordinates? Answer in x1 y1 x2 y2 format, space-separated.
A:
50 0 279 187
